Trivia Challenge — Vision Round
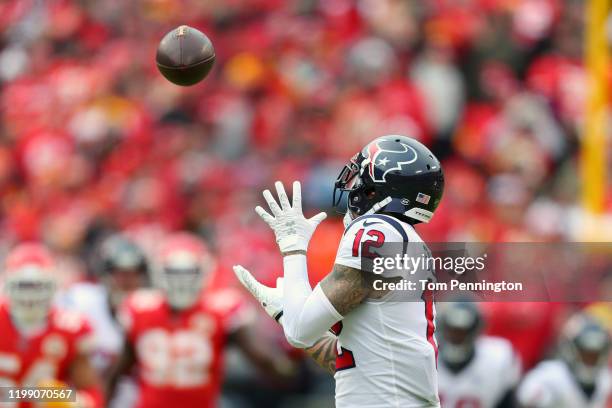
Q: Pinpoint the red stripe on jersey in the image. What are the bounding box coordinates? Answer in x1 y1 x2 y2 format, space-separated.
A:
422 287 437 366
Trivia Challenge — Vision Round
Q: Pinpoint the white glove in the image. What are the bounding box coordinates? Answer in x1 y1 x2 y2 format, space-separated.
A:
256 181 327 253
233 265 284 322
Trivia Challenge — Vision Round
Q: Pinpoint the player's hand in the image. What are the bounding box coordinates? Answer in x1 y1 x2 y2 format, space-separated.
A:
256 181 327 254
233 265 284 322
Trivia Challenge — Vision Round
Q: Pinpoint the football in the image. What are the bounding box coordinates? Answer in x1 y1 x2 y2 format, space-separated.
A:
156 25 215 86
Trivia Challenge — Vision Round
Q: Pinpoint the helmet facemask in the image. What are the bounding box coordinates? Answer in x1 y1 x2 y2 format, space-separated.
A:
438 303 482 368
98 235 148 309
103 268 146 309
154 244 212 311
334 153 384 224
333 153 363 210
561 324 611 386
5 267 56 333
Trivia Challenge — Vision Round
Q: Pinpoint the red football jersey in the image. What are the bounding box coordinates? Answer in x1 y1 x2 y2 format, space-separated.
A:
0 300 93 408
120 288 249 408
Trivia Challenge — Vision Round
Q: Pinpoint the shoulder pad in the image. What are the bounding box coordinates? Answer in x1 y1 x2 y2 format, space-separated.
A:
52 309 88 333
205 288 243 315
127 289 165 312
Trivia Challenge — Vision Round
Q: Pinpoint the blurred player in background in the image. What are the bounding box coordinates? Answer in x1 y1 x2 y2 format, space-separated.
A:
0 243 103 407
61 234 148 374
106 232 294 408
234 135 445 407
517 314 611 408
59 234 148 407
437 300 521 408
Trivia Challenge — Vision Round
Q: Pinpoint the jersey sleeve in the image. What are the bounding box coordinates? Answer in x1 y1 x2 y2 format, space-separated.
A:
334 215 405 277
117 289 166 343
74 317 95 355
52 309 96 360
205 288 255 335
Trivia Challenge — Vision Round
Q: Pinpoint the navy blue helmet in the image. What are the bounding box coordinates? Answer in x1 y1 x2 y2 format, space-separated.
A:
98 234 147 276
333 135 444 224
560 314 611 386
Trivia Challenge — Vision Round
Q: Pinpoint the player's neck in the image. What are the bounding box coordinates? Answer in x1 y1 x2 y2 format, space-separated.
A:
167 301 198 316
11 316 48 338
578 382 596 400
442 349 475 374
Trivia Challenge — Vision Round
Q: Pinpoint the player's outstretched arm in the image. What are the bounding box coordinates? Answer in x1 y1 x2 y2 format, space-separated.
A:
233 265 284 322
319 263 374 316
255 181 342 348
303 331 338 375
70 353 105 407
230 322 297 379
232 265 338 375
254 180 379 349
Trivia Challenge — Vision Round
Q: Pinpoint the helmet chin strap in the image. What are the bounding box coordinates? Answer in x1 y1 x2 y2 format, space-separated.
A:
344 196 392 228
363 196 392 216
441 342 473 365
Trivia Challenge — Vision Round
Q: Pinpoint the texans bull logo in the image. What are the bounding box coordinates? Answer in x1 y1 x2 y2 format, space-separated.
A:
364 140 418 183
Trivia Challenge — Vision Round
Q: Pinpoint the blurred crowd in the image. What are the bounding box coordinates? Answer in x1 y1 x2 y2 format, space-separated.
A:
0 0 611 407
0 0 595 278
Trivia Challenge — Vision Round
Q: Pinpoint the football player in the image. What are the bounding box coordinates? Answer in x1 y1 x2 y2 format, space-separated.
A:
59 234 148 407
517 314 611 408
0 243 103 407
437 301 521 408
234 135 445 407
106 232 294 408
60 234 148 374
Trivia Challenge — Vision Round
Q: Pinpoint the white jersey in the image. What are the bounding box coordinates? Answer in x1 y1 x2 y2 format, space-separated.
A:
438 336 521 408
59 282 124 371
517 360 612 408
333 213 440 408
